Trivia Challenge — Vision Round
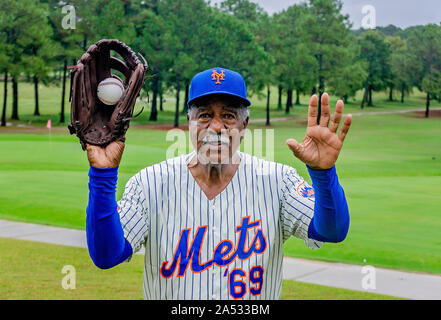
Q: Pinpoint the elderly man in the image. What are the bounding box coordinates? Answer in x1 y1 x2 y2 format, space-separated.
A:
85 68 352 300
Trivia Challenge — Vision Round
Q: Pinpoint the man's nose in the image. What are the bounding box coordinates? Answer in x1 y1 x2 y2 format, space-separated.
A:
208 115 226 133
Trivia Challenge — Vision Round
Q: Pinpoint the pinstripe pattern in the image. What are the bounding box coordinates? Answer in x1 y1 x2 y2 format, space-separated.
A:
117 152 322 300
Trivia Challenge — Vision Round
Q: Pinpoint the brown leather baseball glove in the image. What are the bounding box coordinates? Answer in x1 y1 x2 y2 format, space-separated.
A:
68 39 148 150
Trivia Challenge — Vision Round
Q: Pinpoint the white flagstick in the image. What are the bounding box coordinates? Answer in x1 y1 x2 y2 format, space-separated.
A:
47 119 52 151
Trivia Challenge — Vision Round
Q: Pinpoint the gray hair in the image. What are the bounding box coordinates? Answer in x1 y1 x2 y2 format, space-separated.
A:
188 103 250 122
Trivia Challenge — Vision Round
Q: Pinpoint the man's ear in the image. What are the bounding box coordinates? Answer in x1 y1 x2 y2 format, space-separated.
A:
243 116 249 130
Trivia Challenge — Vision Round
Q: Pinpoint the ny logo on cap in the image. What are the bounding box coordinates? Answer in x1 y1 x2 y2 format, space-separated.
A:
211 70 225 85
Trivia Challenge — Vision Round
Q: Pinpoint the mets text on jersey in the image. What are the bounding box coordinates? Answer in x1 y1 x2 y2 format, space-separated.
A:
160 216 267 278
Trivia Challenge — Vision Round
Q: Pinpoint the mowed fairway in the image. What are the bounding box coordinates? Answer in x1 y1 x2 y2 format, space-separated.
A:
1 82 441 275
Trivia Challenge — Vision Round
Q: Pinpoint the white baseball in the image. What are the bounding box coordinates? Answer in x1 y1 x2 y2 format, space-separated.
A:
97 78 124 105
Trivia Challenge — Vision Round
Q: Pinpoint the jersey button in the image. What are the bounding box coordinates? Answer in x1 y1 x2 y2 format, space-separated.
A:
212 295 217 300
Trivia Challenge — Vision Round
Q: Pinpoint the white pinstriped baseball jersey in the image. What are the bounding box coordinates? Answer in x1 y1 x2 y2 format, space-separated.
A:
117 151 323 300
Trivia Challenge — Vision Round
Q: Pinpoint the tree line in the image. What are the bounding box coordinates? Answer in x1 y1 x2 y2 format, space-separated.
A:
1 0 440 128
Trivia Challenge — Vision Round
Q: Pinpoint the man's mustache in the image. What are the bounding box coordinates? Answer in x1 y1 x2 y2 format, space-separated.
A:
201 134 230 146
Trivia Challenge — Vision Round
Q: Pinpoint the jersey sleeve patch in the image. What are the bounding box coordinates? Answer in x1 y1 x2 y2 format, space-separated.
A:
297 182 315 199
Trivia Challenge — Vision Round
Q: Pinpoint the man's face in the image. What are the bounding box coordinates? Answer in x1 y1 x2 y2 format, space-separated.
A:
188 97 249 165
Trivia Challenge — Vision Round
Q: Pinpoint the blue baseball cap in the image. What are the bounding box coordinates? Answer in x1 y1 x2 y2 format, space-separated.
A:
187 67 251 107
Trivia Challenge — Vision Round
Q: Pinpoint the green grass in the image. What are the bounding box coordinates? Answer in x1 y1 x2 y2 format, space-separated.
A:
280 280 403 300
0 238 400 300
1 81 441 276
2 81 440 127
0 237 144 300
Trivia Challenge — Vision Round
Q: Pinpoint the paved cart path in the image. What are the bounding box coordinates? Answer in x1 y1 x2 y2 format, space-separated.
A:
1 219 440 300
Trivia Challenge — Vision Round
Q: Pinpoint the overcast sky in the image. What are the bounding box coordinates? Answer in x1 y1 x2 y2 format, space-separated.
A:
211 0 441 29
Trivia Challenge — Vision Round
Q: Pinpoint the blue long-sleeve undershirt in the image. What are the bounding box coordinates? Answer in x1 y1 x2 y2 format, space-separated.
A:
307 165 350 243
86 166 132 269
86 164 349 269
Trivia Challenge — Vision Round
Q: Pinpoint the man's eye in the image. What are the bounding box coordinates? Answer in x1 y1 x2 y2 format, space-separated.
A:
224 114 235 119
199 113 211 118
